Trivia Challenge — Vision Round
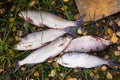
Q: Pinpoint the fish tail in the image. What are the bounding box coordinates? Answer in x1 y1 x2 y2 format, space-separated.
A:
107 58 117 70
12 61 21 74
75 14 86 32
76 14 86 26
62 14 86 37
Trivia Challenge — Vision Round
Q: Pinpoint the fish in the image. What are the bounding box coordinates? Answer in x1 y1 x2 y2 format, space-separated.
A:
18 10 86 36
15 29 66 50
13 36 72 73
64 36 112 52
55 52 115 69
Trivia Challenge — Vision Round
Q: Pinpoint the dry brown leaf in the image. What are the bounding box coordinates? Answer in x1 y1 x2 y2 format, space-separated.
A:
111 33 118 43
77 29 87 35
117 46 120 50
114 51 120 56
48 70 56 77
89 72 94 77
29 0 36 7
0 68 4 73
20 67 26 72
34 71 39 77
106 72 113 79
116 31 120 37
101 65 107 71
63 0 69 3
67 77 77 80
107 28 113 36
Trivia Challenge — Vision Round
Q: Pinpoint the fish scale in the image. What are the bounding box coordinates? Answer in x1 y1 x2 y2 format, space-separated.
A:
15 29 65 50
56 52 115 69
65 36 112 52
13 36 72 73
19 10 86 36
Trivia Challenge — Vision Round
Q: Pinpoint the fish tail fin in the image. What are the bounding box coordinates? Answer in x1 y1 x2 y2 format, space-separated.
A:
12 61 21 74
75 14 86 33
107 58 117 70
62 14 86 37
76 14 86 26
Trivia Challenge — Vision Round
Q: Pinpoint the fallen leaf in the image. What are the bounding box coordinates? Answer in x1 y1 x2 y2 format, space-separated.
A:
34 71 39 77
117 46 120 50
15 36 21 41
111 33 118 43
17 31 23 37
9 17 14 22
63 0 69 3
94 74 100 80
77 29 87 35
116 18 120 27
107 72 113 79
29 0 36 7
116 31 120 37
67 77 77 80
0 68 4 73
59 73 64 77
61 5 68 11
77 29 83 34
101 65 107 71
114 51 120 56
89 72 94 77
107 28 113 36
48 70 56 77
104 55 109 59
20 67 26 72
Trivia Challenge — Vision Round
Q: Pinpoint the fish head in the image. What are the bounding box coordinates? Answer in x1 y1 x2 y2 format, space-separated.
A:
14 42 33 50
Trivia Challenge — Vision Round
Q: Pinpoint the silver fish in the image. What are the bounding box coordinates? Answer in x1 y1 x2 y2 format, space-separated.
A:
15 29 65 50
55 52 115 69
13 36 72 73
18 10 86 36
65 36 112 52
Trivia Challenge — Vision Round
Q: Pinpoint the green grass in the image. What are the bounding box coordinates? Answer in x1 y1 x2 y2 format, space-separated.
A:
0 0 120 80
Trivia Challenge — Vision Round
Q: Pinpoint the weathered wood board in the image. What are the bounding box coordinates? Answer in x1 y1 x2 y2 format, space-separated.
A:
75 0 120 21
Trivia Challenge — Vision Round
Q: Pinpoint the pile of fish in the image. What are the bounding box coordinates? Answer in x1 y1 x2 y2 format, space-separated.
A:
13 10 115 73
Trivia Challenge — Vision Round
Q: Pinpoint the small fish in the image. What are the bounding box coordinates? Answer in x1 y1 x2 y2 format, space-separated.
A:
13 36 72 73
15 29 65 50
18 10 86 36
65 36 112 52
55 52 115 69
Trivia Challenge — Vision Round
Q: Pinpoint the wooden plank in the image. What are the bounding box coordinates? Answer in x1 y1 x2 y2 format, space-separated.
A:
75 0 120 21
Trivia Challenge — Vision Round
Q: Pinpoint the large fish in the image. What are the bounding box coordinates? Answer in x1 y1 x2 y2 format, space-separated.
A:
64 36 112 52
55 52 115 69
15 29 65 50
18 10 86 36
13 36 72 73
